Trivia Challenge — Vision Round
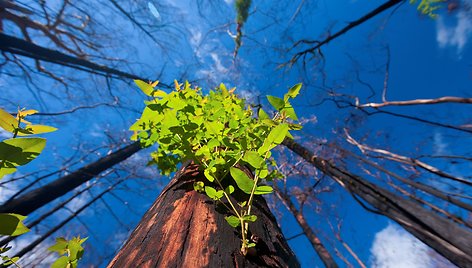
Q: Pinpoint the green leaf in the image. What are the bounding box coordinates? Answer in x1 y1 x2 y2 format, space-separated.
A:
134 80 154 96
225 185 235 195
167 96 186 110
205 186 223 200
204 168 215 182
207 138 220 150
288 123 303 130
1 256 19 266
267 123 289 145
266 96 285 111
134 80 166 97
280 103 298 120
242 215 257 222
193 181 205 192
68 238 86 260
0 167 16 179
17 109 37 117
204 121 224 135
17 124 57 136
0 213 29 236
243 151 264 169
284 83 302 100
258 108 270 120
286 131 294 139
48 237 69 254
257 139 273 156
0 138 46 167
225 215 240 228
0 108 17 133
254 185 273 195
51 256 69 268
258 168 269 179
230 167 254 194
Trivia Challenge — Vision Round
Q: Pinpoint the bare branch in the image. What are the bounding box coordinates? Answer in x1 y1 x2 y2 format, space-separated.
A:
289 0 403 64
344 129 472 187
359 96 472 108
273 184 339 268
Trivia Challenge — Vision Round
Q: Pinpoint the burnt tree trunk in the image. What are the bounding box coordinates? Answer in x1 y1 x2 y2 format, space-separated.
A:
283 138 472 268
108 163 300 268
0 33 163 85
0 142 141 215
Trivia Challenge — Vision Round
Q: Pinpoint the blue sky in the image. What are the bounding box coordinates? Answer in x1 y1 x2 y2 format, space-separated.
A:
1 0 471 267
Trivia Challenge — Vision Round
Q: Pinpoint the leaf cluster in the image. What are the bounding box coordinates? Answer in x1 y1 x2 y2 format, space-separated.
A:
131 80 303 254
235 0 252 24
0 108 56 179
0 107 57 239
410 0 445 18
48 236 87 268
131 80 301 193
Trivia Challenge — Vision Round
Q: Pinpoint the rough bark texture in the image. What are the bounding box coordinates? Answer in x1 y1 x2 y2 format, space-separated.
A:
0 142 141 215
283 138 472 268
108 163 300 268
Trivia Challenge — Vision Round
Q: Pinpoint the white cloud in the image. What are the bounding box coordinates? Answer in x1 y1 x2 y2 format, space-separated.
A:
370 223 433 268
433 131 447 155
210 52 229 74
189 28 202 47
436 10 472 54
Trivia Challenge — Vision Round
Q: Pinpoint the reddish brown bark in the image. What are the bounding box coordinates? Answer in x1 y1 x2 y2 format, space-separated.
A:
108 164 299 268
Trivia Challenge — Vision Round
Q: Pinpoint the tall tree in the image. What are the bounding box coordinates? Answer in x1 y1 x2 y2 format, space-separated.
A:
109 164 300 268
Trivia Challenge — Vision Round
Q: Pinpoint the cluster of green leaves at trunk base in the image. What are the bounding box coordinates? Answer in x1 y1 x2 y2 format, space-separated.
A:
131 79 302 254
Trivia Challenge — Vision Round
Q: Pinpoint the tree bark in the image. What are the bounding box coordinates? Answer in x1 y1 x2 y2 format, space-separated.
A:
0 33 152 83
108 163 300 268
0 142 141 215
282 138 472 268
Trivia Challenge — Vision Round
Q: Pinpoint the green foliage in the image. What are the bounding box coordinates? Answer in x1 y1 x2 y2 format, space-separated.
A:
0 107 69 268
410 0 444 18
0 137 47 178
235 0 252 24
48 236 87 268
0 214 29 236
132 79 303 255
0 108 57 179
0 250 19 267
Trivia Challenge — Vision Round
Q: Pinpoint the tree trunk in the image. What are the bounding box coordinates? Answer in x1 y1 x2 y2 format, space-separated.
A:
108 163 300 268
274 187 338 268
0 33 149 83
0 142 141 215
282 138 472 268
